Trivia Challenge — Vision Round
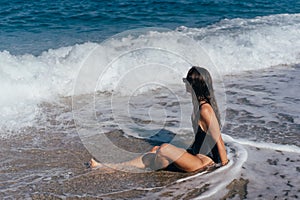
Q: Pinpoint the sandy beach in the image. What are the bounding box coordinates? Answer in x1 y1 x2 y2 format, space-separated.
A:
1 126 299 199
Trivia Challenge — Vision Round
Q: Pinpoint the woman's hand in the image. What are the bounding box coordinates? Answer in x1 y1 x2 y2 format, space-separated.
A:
221 159 230 166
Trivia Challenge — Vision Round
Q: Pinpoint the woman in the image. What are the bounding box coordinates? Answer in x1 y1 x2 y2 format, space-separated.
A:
88 66 229 172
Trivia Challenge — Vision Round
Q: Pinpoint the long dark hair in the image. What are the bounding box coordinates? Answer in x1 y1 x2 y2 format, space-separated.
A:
185 66 221 127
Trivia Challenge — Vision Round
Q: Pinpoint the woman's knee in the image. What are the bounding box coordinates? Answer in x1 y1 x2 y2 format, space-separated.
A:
150 145 160 153
157 143 174 157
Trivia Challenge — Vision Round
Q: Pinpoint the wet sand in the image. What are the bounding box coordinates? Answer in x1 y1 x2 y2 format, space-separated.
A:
238 145 300 200
0 128 195 199
1 111 299 199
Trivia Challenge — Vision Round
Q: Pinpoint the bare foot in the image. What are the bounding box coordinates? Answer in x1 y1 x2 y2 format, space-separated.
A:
86 158 115 173
89 158 103 168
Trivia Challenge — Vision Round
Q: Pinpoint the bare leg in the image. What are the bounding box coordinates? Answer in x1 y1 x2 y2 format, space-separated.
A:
88 146 159 170
88 144 213 173
154 143 214 172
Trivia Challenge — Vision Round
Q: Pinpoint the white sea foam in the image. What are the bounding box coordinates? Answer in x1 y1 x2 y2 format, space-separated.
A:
178 14 300 74
0 14 300 134
0 43 97 134
228 137 300 153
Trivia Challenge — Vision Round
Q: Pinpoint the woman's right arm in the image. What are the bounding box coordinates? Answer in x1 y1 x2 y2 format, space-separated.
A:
199 105 228 165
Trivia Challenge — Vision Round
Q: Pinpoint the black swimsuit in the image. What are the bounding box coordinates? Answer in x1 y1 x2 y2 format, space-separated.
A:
166 102 221 172
186 102 221 163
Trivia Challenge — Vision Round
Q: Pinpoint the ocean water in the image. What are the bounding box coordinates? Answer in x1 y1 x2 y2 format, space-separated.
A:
0 0 300 199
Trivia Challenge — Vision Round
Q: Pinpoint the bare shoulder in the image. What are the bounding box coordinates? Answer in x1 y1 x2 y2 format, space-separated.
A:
198 104 220 135
199 103 216 131
200 103 214 118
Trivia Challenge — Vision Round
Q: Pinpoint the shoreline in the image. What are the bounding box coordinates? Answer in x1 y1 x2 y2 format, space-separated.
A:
0 128 248 199
0 129 192 199
2 127 298 199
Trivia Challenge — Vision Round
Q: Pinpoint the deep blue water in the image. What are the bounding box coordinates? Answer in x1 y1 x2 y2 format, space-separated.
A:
0 0 299 55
